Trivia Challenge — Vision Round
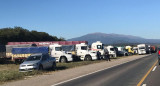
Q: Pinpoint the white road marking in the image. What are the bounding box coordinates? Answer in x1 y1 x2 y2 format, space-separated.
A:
51 56 147 86
152 66 157 71
142 84 146 86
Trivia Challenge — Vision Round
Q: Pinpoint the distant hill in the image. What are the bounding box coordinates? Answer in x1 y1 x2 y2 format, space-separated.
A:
67 32 160 45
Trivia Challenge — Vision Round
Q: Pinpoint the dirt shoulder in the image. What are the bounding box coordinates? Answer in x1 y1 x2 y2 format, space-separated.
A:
1 55 149 86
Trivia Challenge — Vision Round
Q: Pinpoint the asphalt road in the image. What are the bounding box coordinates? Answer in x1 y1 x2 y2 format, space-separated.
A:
55 54 157 86
142 56 159 86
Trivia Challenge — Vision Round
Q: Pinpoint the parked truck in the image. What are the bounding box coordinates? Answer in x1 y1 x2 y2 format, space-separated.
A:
49 44 73 63
146 45 151 54
50 43 98 62
158 48 160 65
12 46 49 63
75 43 97 61
0 45 6 57
137 44 146 55
151 46 157 53
6 44 36 59
0 45 6 63
0 44 36 63
91 41 105 59
125 46 134 55
105 46 117 58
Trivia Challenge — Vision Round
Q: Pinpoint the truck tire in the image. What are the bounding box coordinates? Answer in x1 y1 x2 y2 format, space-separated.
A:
60 57 68 63
52 62 56 71
84 56 92 61
125 53 128 56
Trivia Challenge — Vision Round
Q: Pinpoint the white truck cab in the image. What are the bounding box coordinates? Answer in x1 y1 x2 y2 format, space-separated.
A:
105 46 117 57
91 41 105 55
137 44 146 55
49 44 73 63
76 43 97 61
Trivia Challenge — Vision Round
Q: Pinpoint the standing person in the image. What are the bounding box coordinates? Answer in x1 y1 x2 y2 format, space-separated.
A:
104 48 111 61
97 51 101 60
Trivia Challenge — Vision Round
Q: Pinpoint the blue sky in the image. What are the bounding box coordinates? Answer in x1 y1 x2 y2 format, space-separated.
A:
0 0 160 39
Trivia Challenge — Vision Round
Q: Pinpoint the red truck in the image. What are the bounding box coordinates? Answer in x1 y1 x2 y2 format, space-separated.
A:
158 48 160 65
151 46 157 53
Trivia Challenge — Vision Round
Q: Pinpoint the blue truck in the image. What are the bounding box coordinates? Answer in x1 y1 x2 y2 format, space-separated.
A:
11 47 49 64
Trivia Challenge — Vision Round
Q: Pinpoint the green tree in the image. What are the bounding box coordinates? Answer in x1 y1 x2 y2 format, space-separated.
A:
0 27 65 45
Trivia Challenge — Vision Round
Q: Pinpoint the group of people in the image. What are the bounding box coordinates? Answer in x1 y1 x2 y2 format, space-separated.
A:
97 49 111 61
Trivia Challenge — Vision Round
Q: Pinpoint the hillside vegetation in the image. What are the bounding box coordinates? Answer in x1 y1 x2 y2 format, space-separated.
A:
0 27 65 45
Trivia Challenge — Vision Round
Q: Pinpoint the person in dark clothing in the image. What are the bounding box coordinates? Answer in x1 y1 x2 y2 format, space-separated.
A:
104 49 111 61
97 51 101 60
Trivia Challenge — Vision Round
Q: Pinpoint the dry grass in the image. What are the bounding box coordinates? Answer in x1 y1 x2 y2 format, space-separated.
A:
0 64 19 71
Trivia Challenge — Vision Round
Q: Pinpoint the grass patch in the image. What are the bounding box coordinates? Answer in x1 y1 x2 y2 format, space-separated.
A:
0 70 43 84
0 64 19 71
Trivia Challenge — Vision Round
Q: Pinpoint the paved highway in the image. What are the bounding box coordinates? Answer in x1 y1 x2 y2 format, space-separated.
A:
54 54 157 86
142 58 159 86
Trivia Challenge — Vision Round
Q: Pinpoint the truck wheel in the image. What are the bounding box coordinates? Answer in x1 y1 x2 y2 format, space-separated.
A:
52 62 56 71
39 65 43 70
85 56 92 61
125 53 128 56
60 57 67 63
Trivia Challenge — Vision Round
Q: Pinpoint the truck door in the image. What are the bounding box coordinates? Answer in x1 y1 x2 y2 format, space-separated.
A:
52 47 63 60
77 46 87 57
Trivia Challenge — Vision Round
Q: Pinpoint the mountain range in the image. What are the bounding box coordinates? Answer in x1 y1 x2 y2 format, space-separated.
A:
67 32 160 45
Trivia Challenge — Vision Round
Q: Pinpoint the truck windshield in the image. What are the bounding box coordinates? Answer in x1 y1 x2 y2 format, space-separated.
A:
62 45 75 51
26 56 41 61
55 47 62 51
110 48 114 51
139 47 145 49
97 45 103 49
81 46 87 50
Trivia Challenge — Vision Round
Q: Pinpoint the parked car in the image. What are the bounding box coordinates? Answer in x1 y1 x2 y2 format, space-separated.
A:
19 53 56 72
117 47 129 56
